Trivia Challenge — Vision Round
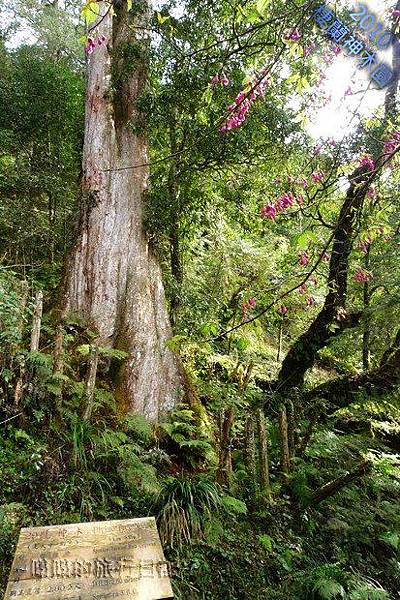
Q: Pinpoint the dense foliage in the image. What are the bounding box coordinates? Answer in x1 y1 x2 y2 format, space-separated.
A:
0 0 400 598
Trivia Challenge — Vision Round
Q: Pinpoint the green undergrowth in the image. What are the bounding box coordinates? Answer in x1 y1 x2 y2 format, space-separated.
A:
1 409 399 599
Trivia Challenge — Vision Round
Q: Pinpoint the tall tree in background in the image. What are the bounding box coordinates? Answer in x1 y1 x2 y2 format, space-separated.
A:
61 0 184 420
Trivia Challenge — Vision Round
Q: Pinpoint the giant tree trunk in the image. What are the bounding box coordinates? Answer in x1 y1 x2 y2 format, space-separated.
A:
61 1 183 421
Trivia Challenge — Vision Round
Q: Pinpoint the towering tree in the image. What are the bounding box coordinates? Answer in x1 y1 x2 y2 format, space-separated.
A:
61 0 184 420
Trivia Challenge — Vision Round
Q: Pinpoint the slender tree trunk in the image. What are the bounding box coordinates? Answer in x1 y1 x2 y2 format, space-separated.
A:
168 108 183 324
256 408 271 498
362 247 370 371
53 324 64 375
30 290 43 352
245 414 256 495
216 408 235 488
286 399 295 460
279 405 290 476
277 319 283 362
170 223 182 323
61 1 183 421
83 345 99 421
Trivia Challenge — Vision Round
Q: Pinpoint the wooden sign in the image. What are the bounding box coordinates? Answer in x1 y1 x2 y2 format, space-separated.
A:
3 517 173 600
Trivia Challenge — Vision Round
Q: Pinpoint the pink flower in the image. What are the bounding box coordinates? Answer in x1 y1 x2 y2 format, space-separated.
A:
359 154 375 172
288 175 295 183
367 186 376 198
85 35 107 55
285 28 301 42
344 86 354 97
322 252 330 262
332 46 341 55
297 194 304 205
277 305 288 315
276 192 294 210
384 131 400 156
353 269 373 282
85 37 96 55
299 251 309 266
220 76 268 132
298 283 308 294
306 296 315 307
311 170 326 184
210 74 230 87
242 297 257 321
261 203 277 220
300 177 308 189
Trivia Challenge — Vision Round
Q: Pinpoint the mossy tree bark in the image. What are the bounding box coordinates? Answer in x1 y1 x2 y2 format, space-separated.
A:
256 409 271 498
61 0 183 421
216 407 235 489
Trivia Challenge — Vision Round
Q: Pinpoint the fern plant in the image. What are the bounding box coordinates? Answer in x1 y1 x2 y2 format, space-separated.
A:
300 564 391 600
159 405 215 469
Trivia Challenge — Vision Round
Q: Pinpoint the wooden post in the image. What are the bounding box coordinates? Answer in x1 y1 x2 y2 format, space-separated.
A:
53 324 64 375
245 414 256 498
256 408 271 498
30 290 43 352
279 404 291 476
83 346 99 421
286 399 295 461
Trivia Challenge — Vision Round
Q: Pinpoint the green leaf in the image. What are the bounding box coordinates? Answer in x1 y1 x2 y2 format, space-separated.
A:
196 109 208 125
76 344 91 356
157 12 171 25
313 579 346 599
14 429 35 444
294 229 318 250
165 335 186 351
98 347 128 361
222 495 248 514
286 73 301 85
111 496 124 507
246 8 262 23
258 533 274 551
81 2 100 26
201 87 213 107
380 531 399 550
127 0 132 11
256 0 270 17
